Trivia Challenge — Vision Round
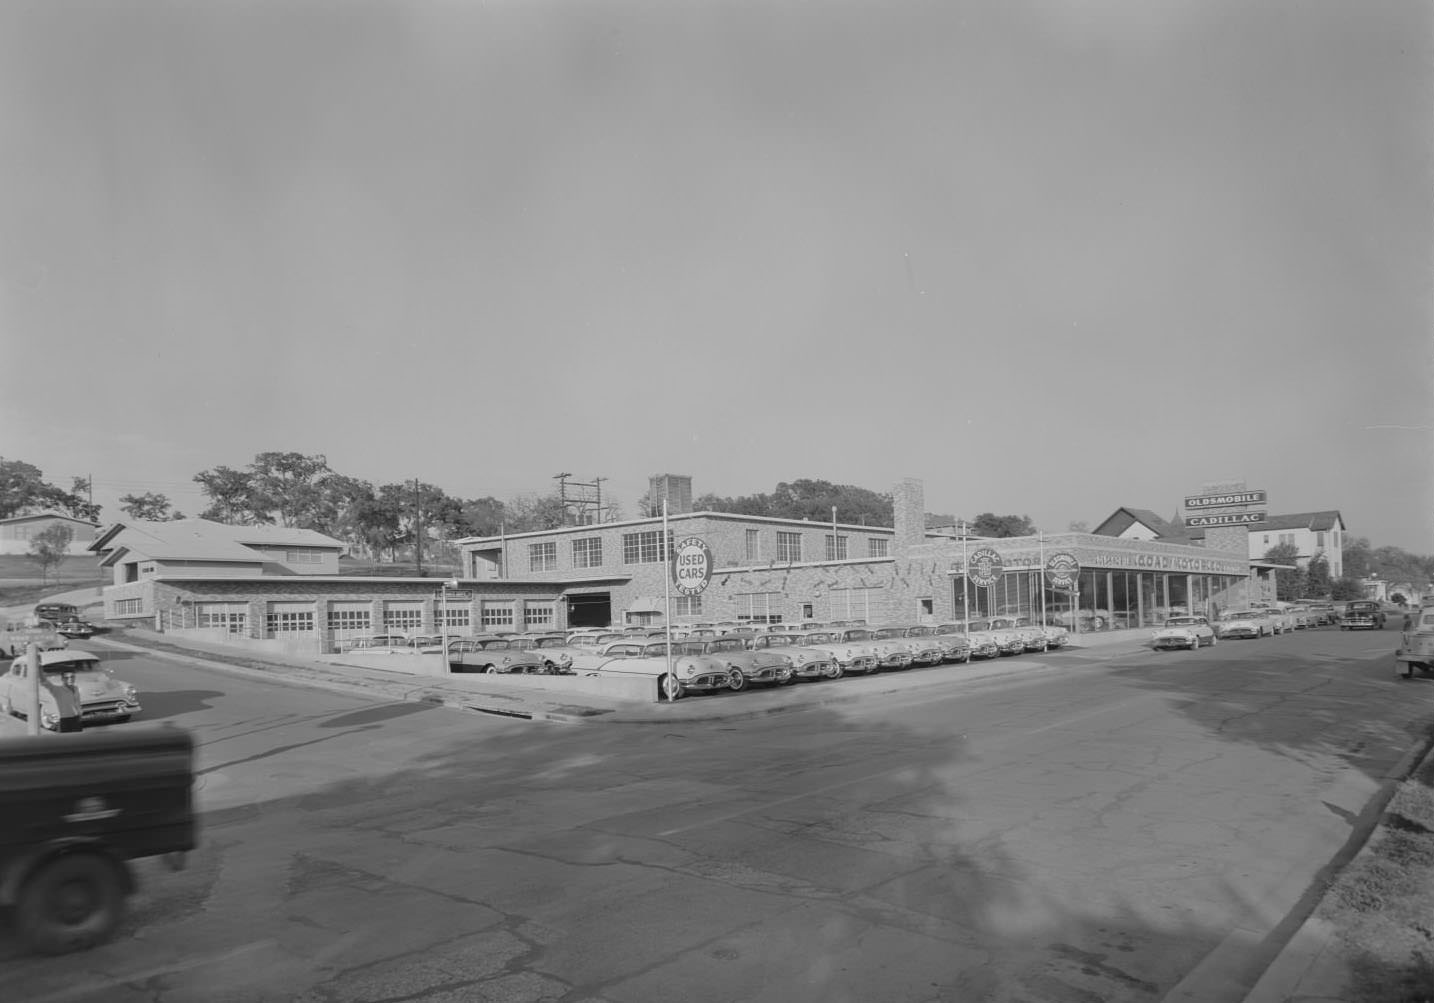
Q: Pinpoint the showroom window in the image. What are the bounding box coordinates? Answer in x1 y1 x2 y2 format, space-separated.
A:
825 535 848 561
572 537 602 569
776 532 802 562
622 530 672 564
530 542 557 572
868 538 889 558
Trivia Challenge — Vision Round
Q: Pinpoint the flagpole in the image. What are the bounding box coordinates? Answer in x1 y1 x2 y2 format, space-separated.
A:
663 499 674 703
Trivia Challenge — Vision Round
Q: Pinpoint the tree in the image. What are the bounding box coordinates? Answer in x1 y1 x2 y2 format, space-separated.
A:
502 492 567 533
1305 553 1333 599
1068 521 1090 533
970 513 1037 538
1263 542 1307 601
27 523 73 584
194 465 259 524
1341 536 1374 580
247 452 333 528
1331 576 1364 601
0 460 100 521
693 480 894 525
119 492 177 521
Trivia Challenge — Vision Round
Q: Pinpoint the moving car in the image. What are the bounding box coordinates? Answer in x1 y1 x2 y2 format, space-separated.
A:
1152 616 1217 651
1341 601 1386 630
0 650 142 729
1216 610 1272 640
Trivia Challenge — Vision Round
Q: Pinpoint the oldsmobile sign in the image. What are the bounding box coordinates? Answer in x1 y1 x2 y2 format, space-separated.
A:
967 548 1004 588
1184 490 1267 510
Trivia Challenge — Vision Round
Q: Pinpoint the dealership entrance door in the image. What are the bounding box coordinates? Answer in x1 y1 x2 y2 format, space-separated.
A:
565 592 611 629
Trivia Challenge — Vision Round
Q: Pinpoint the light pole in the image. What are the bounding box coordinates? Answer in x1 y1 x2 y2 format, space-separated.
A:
440 577 458 673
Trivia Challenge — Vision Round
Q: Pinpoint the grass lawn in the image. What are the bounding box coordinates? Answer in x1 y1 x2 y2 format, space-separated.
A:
0 554 106 607
1316 736 1434 1001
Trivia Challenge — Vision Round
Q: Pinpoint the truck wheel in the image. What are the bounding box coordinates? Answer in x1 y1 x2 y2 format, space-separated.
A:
17 853 126 955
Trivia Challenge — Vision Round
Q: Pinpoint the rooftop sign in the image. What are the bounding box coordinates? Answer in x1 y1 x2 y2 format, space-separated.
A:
1185 511 1267 528
1185 490 1267 510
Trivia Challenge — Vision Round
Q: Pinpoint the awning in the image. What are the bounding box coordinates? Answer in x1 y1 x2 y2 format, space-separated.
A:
626 596 664 613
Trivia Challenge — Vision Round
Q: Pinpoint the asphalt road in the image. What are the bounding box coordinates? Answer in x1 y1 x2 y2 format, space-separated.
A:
0 625 1424 1003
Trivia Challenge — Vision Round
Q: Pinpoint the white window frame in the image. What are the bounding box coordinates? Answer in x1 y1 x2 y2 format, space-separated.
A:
197 602 247 635
745 529 760 562
529 541 557 572
829 587 880 624
572 537 603 569
481 602 515 631
524 603 555 629
674 595 702 616
825 534 848 561
776 532 801 563
735 593 783 624
266 602 315 637
623 530 672 565
328 603 372 640
383 602 423 633
868 538 889 558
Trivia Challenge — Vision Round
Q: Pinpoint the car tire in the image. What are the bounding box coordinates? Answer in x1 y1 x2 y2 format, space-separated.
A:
484 666 499 674
16 852 126 955
727 669 747 692
112 715 130 724
659 674 684 700
825 663 844 680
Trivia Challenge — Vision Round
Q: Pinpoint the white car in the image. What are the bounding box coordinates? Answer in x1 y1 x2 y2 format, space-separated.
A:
1218 610 1273 640
0 649 141 729
1153 616 1217 651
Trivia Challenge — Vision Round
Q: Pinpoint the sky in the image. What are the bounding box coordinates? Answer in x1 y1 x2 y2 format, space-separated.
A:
2 0 1431 552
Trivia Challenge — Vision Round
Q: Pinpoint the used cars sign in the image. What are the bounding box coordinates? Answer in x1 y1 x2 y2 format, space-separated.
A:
671 536 713 596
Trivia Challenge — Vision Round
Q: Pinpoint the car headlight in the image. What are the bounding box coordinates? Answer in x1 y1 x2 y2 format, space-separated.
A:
41 708 58 727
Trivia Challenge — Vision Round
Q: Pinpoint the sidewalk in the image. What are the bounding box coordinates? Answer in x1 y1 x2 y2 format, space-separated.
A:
61 624 1156 726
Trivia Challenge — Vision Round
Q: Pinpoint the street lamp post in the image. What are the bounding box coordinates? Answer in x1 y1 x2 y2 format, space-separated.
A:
440 578 458 673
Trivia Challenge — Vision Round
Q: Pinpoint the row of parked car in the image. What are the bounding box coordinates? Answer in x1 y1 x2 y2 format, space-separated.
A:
374 616 1080 699
1150 600 1358 650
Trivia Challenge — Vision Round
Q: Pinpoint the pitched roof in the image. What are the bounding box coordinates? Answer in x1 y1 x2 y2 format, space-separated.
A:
0 511 100 528
1183 510 1344 540
1091 507 1181 538
91 518 344 566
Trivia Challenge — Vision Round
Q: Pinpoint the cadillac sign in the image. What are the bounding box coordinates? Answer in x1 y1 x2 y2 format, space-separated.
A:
1184 490 1267 510
1185 511 1267 528
967 548 1004 588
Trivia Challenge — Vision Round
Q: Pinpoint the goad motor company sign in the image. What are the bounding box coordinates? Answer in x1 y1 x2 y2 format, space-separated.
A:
967 547 1004 588
670 536 713 597
1044 551 1080 590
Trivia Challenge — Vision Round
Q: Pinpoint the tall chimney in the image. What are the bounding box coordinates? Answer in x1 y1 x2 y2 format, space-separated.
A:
892 478 925 555
648 474 694 515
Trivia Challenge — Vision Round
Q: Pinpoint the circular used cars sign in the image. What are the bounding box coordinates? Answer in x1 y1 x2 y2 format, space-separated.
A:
671 536 713 596
967 547 1004 588
1045 551 1080 589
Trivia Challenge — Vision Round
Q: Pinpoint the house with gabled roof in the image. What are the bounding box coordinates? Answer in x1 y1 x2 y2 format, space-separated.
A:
90 519 347 585
0 512 102 556
1093 507 1345 579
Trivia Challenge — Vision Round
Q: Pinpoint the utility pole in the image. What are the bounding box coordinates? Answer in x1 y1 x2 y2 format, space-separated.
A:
554 473 572 525
413 479 424 577
593 476 605 524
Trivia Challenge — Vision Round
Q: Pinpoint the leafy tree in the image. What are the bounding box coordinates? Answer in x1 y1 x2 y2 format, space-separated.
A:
248 452 333 528
1331 576 1364 601
457 496 506 538
26 523 73 583
1341 536 1374 580
694 480 894 525
119 492 177 520
502 492 567 533
0 460 100 521
1068 521 1090 533
1305 553 1333 598
194 465 258 524
970 513 1037 538
1263 542 1307 601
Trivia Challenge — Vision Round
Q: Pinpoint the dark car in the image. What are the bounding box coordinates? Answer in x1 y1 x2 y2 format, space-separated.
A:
1341 601 1387 630
33 603 80 623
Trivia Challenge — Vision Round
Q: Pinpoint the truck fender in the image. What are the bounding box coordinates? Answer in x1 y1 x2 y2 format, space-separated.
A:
0 838 135 907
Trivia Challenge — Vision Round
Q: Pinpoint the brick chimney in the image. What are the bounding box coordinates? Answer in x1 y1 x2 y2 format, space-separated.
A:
892 478 925 555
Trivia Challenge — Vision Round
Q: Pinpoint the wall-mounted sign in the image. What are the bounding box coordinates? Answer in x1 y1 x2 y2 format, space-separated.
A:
670 536 713 596
1185 511 1267 528
967 547 1004 588
1044 551 1080 589
1184 490 1267 510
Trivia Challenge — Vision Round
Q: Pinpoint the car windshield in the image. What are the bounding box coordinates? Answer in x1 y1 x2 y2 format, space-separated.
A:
759 635 793 647
44 660 100 674
1166 617 1199 627
640 643 675 656
711 640 744 653
873 628 905 639
842 630 872 641
797 633 834 645
479 640 511 650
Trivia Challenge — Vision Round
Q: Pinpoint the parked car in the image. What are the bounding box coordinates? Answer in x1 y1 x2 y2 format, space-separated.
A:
1396 605 1434 678
870 626 946 667
0 650 142 729
986 616 1050 653
965 619 1025 657
340 635 411 652
784 630 881 676
836 627 912 671
1255 606 1294 635
933 623 996 659
595 636 793 694
52 620 97 639
448 636 548 674
1216 610 1272 640
746 632 840 681
1285 604 1312 630
1305 603 1336 626
1341 601 1386 630
508 633 578 674
1152 616 1217 651
902 624 973 663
